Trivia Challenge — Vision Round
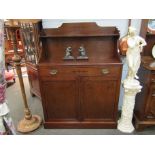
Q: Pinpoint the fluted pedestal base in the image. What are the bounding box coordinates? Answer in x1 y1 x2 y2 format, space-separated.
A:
118 118 134 133
17 115 42 133
117 79 142 133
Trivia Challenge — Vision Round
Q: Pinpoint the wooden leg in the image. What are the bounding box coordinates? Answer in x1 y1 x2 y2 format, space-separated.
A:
133 115 146 132
135 123 146 132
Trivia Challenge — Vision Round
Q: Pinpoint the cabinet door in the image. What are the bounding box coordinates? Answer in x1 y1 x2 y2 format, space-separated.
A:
80 76 118 120
41 76 79 121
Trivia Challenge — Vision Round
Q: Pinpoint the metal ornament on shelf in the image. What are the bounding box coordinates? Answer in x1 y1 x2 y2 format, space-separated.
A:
63 46 74 60
117 27 147 133
7 25 42 133
77 46 88 60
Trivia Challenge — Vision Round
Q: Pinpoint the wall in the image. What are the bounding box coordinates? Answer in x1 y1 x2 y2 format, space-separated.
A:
42 19 142 109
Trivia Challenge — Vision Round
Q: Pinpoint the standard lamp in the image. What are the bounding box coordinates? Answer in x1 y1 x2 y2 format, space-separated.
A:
6 25 42 133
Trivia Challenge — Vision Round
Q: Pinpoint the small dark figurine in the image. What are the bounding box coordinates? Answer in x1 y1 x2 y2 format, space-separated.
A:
77 46 88 59
63 47 74 60
77 46 88 60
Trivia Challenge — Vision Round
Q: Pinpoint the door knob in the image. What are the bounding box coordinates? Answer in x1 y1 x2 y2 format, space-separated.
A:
101 69 110 75
50 69 58 75
151 79 155 83
152 93 155 97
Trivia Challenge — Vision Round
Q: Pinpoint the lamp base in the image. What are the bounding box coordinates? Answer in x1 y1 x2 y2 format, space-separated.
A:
17 115 42 133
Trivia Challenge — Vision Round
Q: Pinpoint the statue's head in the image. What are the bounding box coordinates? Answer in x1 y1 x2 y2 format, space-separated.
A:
79 46 85 52
66 46 72 52
128 27 136 37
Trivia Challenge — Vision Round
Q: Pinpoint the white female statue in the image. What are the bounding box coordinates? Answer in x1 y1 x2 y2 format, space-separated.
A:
117 27 146 133
126 27 146 81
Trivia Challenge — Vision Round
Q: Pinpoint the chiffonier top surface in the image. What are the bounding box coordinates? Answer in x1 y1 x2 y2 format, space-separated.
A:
39 22 122 65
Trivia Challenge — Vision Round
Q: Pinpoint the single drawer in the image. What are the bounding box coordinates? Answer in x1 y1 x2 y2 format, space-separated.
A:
39 66 121 78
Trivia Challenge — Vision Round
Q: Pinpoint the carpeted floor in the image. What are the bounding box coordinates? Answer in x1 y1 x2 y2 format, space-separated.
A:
6 77 155 135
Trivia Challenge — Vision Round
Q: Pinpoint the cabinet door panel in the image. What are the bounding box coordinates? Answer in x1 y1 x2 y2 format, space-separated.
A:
81 77 118 120
42 78 78 120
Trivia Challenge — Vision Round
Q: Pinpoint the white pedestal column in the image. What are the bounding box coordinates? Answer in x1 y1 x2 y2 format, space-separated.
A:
117 79 142 133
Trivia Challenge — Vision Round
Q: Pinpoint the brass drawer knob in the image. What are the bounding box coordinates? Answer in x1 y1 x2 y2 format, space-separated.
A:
50 69 58 75
101 69 110 75
151 79 155 83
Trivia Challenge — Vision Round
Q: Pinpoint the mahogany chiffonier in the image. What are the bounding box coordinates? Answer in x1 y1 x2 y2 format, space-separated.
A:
38 23 123 128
